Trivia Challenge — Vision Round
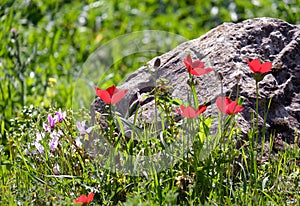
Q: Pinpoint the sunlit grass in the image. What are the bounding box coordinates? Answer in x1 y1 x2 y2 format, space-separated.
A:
1 85 299 205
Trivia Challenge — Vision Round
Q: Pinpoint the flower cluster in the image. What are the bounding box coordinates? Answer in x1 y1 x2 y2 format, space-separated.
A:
178 56 271 118
25 109 67 156
43 109 66 132
70 55 271 206
93 56 272 120
176 54 244 118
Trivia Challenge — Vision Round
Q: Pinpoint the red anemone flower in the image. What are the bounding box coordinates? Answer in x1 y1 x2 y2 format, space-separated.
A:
247 58 272 74
216 96 243 115
94 85 128 104
73 192 94 205
176 105 207 118
184 54 213 76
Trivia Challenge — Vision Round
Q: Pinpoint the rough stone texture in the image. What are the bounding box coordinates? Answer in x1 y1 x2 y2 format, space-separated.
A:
92 17 300 145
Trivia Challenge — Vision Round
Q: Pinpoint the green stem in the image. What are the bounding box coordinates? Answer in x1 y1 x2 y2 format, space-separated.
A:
253 80 259 182
58 122 91 162
108 104 115 141
153 66 158 133
14 33 22 68
219 78 224 148
12 32 26 107
188 74 199 108
191 83 198 108
255 80 259 150
17 36 24 105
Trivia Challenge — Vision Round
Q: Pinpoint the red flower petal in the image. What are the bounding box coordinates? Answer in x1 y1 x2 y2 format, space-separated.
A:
247 59 261 73
185 54 192 64
184 106 197 118
216 96 243 115
87 192 94 204
247 59 272 74
95 86 127 104
94 87 111 104
193 67 213 76
74 195 88 203
175 106 183 116
227 101 243 115
216 96 227 114
106 85 118 96
73 192 94 204
197 105 207 115
176 105 206 118
111 89 128 104
184 54 213 76
192 60 204 69
184 55 193 72
260 61 272 73
176 105 194 118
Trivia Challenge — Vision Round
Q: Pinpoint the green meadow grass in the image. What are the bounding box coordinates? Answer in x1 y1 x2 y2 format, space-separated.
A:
1 0 300 205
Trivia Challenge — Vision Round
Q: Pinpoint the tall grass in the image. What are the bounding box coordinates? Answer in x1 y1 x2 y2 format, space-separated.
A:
1 60 299 205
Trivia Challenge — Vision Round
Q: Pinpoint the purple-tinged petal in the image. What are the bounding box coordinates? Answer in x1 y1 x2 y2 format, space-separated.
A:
43 123 51 133
48 115 56 129
55 109 66 123
34 141 44 154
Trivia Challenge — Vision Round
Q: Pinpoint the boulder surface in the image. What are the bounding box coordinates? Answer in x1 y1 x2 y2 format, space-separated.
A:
93 17 300 145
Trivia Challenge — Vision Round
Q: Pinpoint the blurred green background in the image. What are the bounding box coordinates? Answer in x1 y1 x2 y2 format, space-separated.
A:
0 0 299 140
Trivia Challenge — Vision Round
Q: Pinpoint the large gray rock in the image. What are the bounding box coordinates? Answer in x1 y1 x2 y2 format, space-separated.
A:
93 17 300 145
